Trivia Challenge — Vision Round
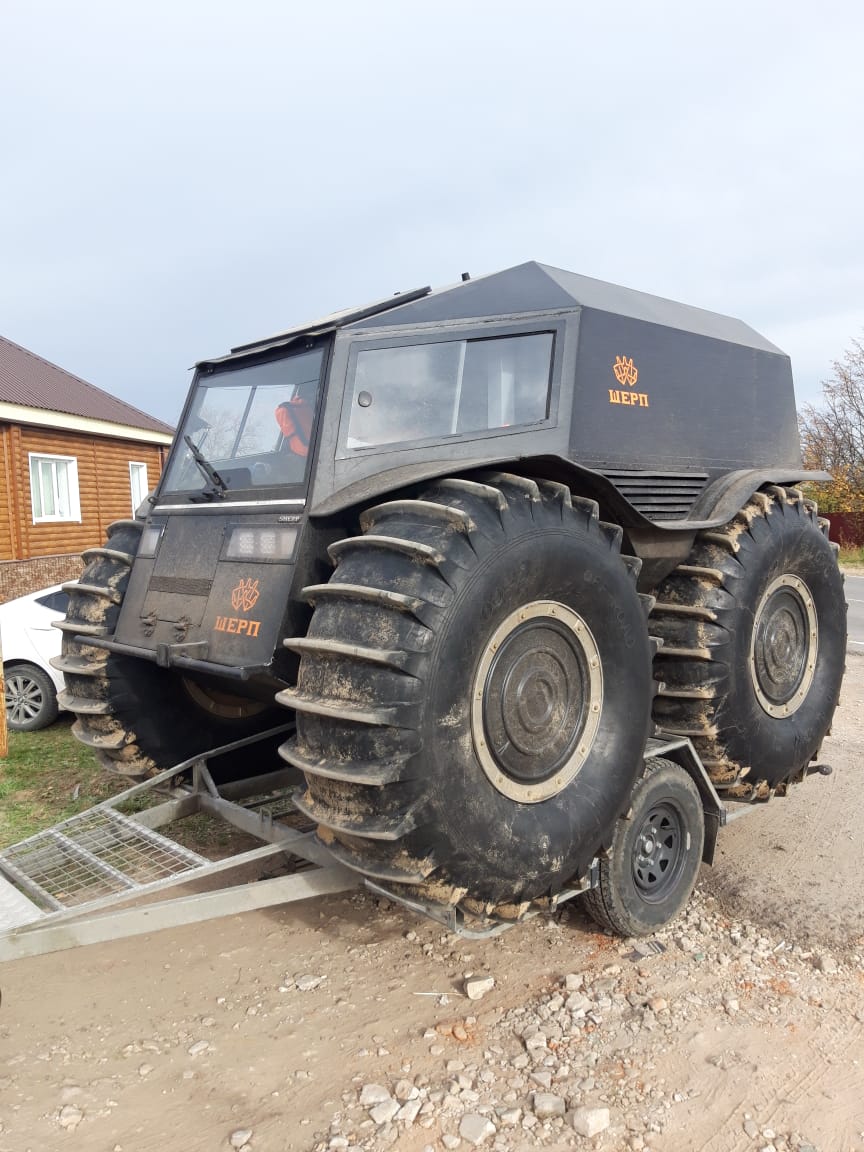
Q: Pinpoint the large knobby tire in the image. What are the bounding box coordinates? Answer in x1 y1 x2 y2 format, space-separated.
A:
56 519 274 777
583 757 704 936
4 663 59 731
280 473 654 913
652 487 846 790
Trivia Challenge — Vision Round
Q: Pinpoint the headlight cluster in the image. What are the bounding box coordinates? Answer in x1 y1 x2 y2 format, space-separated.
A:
224 526 298 561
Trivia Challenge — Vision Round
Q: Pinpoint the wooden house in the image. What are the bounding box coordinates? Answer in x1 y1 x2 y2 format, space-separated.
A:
0 336 173 601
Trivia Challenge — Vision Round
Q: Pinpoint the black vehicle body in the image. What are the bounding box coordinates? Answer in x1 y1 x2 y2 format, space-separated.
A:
58 262 844 928
94 262 821 691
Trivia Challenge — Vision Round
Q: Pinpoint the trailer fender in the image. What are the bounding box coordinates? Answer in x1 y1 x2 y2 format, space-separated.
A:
643 735 723 864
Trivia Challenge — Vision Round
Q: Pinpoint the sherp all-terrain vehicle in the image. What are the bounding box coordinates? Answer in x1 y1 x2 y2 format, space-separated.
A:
55 262 846 936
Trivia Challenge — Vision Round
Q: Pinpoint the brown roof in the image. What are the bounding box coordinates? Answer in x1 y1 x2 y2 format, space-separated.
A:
0 335 173 435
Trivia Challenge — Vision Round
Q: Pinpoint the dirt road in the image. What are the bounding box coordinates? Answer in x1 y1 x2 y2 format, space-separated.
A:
2 660 863 1152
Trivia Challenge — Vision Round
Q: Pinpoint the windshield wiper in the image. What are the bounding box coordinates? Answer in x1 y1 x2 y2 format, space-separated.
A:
184 435 228 500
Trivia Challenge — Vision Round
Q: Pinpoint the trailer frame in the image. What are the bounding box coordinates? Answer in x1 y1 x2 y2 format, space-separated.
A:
0 727 827 963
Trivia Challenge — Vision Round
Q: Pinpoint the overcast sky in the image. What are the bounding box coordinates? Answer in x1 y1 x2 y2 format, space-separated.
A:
3 1 863 426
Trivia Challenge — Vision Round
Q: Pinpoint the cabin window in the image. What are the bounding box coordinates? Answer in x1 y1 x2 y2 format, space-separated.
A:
129 461 149 512
28 453 81 524
346 332 553 450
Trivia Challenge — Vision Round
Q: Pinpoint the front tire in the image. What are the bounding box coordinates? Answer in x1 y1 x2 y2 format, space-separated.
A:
281 473 654 911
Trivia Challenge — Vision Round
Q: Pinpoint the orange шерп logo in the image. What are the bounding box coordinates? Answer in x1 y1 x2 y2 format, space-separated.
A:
613 355 638 387
231 578 260 613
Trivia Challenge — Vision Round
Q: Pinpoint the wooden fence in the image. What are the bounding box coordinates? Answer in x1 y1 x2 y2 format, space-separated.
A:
824 512 864 547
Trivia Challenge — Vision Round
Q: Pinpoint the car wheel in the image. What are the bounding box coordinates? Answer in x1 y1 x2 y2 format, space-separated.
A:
4 663 60 731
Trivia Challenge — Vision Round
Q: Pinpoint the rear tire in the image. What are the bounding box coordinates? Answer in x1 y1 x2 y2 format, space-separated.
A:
583 757 704 936
281 473 654 911
652 487 846 789
4 663 59 731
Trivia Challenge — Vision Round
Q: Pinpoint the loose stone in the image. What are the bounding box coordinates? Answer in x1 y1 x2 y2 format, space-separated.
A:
396 1099 422 1125
571 1106 611 1137
58 1105 83 1130
295 974 326 991
394 1078 418 1101
359 1084 391 1107
370 1099 400 1125
532 1093 566 1119
459 1113 497 1144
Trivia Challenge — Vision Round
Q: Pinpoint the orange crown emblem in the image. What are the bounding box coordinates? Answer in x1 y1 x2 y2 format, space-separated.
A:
231 578 260 613
613 355 638 387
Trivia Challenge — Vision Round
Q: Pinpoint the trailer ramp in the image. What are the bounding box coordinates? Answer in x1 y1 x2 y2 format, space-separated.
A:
0 726 358 962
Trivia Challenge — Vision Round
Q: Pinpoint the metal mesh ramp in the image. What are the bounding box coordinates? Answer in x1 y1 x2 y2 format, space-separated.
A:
0 729 358 961
0 808 208 913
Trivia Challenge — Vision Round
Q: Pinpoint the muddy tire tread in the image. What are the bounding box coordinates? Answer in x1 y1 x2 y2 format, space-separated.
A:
283 470 655 910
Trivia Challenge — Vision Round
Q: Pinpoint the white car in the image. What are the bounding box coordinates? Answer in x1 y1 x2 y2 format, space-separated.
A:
1 585 69 731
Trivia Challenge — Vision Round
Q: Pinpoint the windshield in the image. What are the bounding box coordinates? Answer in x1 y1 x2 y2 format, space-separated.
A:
161 347 324 496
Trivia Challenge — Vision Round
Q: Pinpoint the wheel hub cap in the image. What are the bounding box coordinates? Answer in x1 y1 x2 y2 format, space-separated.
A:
5 674 45 724
632 804 683 901
750 574 818 717
471 601 603 803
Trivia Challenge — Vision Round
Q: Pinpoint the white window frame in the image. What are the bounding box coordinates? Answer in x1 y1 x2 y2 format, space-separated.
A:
129 461 149 513
28 452 82 524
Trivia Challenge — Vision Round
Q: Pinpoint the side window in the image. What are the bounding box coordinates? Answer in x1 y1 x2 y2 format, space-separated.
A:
346 332 553 450
28 453 81 523
130 461 149 512
457 335 552 433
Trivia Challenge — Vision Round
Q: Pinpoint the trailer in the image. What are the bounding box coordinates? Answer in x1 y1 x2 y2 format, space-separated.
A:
0 727 833 962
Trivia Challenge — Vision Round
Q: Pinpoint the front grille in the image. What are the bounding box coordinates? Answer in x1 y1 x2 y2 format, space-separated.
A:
148 576 213 596
604 470 708 522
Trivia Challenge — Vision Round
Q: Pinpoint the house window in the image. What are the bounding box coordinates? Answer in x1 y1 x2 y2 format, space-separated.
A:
28 453 81 523
129 461 149 512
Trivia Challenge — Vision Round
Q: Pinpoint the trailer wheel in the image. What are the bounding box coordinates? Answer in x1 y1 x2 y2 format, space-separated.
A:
583 757 704 936
652 487 846 789
57 519 274 777
281 473 654 910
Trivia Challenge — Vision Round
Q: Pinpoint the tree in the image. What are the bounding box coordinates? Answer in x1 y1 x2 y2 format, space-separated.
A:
799 334 864 513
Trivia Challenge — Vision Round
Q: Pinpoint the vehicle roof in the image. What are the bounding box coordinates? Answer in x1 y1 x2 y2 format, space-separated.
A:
203 261 784 365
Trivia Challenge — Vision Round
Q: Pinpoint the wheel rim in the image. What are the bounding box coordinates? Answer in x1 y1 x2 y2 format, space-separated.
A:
471 600 603 803
5 672 45 725
750 574 818 717
632 801 686 902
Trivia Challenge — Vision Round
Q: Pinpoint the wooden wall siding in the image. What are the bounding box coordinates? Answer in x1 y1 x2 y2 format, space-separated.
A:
0 426 16 560
0 423 165 561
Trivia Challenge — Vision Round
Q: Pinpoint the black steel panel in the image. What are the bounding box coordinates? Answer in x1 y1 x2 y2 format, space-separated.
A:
570 308 800 475
114 514 299 669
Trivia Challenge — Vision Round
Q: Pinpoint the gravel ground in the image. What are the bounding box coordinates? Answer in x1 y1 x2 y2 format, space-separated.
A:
309 887 864 1152
2 662 863 1152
